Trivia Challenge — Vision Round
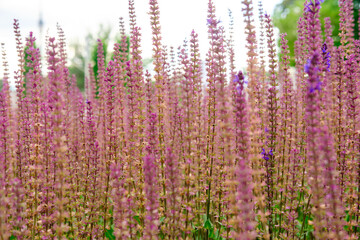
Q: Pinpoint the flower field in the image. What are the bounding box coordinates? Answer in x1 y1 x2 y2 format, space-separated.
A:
0 0 359 239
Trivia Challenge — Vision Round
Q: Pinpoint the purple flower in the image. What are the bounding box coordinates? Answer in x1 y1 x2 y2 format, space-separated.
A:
236 85 241 94
261 148 266 155
304 59 311 73
305 54 322 93
207 18 221 25
321 42 327 53
125 60 131 78
233 74 239 83
244 75 248 84
305 0 324 13
234 71 245 94
322 43 331 72
261 148 270 161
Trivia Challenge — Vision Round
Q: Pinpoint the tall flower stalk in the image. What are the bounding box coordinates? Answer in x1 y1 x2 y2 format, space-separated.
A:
231 71 256 240
144 112 159 239
305 52 325 239
149 0 167 219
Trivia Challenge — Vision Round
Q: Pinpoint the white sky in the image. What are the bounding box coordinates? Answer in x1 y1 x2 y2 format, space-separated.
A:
0 0 282 85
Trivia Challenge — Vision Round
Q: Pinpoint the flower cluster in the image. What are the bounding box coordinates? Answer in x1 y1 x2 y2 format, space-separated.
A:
0 0 358 239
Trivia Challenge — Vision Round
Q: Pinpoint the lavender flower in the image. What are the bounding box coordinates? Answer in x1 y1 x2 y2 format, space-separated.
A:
143 112 159 239
305 54 322 93
321 43 331 72
305 0 324 13
1 0 358 239
231 70 256 239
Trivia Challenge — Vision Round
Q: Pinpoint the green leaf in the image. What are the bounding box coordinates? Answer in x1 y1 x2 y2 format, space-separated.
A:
136 230 141 239
345 212 350 222
204 219 213 230
209 228 215 238
133 215 141 225
160 216 166 224
214 229 222 240
159 231 165 240
105 228 115 240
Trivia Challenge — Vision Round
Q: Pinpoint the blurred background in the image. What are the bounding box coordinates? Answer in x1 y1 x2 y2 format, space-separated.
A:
0 0 358 91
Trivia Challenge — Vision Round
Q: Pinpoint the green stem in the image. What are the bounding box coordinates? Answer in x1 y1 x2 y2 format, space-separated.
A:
299 194 312 239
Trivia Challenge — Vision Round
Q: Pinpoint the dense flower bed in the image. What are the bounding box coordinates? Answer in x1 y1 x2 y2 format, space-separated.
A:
0 0 358 239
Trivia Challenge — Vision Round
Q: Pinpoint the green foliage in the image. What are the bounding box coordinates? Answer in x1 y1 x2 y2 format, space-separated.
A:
186 214 230 239
24 43 36 79
354 1 360 39
68 39 87 91
68 25 157 92
69 25 149 92
91 26 111 82
68 25 120 92
273 0 341 66
20 42 38 96
105 227 115 240
133 215 141 225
